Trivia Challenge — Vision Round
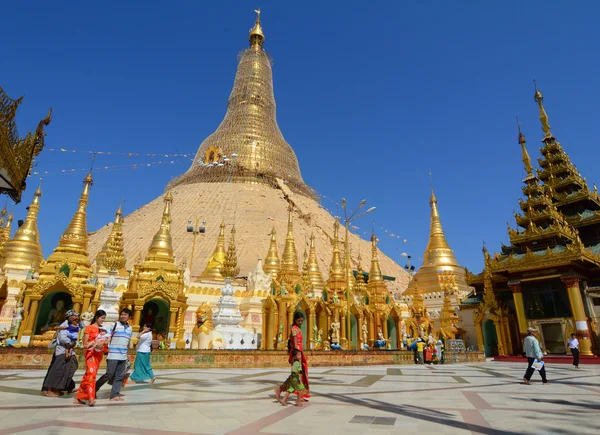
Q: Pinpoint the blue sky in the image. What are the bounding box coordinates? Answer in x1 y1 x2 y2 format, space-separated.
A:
3 1 600 274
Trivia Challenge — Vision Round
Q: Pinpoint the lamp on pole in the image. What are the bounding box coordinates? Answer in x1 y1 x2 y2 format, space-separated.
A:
341 198 376 350
187 218 207 276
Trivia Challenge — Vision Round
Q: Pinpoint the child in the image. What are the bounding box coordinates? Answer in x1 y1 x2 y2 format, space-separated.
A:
274 349 306 406
92 328 108 351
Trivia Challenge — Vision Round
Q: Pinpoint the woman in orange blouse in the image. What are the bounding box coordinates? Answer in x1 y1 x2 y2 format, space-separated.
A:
74 310 106 406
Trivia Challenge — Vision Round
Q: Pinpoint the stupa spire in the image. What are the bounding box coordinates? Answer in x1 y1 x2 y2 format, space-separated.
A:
422 189 460 267
201 220 227 281
263 226 280 280
41 172 94 279
249 8 265 48
368 233 383 283
221 224 240 279
534 80 553 140
171 10 311 198
95 203 125 273
278 205 301 283
1 183 44 270
306 231 325 290
517 117 533 177
146 191 174 263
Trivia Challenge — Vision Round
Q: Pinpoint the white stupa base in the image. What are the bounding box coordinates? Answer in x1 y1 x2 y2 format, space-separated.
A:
211 325 257 350
98 291 120 324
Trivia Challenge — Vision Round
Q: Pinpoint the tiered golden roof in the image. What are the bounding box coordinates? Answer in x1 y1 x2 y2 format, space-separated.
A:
277 206 301 284
103 206 127 272
95 204 126 274
1 183 44 270
263 227 280 280
170 11 312 198
0 87 51 203
200 220 227 281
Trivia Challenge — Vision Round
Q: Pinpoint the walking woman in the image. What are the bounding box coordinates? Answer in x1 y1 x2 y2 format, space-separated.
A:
130 323 156 384
74 309 107 406
288 312 310 399
41 311 80 396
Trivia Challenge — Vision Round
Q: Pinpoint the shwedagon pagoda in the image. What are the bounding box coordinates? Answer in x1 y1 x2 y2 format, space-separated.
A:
1 10 599 360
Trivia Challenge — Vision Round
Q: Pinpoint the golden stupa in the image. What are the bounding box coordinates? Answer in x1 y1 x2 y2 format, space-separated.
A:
87 11 410 294
404 189 471 298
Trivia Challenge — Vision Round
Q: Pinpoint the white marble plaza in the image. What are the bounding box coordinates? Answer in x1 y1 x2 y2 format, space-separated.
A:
0 362 598 434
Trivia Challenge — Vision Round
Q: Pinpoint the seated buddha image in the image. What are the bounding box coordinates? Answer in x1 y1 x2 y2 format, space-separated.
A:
44 297 68 330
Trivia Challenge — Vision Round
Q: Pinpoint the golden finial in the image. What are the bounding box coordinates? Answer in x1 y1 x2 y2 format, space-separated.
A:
146 191 174 263
301 248 311 290
95 203 125 272
263 226 281 280
355 250 367 294
249 8 265 48
221 225 239 279
306 231 325 290
422 187 458 268
102 204 126 271
533 80 553 140
328 217 345 281
200 219 227 281
517 116 533 176
3 211 13 241
278 205 301 283
2 182 44 270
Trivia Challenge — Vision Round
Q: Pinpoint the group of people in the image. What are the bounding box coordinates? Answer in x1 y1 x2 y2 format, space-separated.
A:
40 308 157 406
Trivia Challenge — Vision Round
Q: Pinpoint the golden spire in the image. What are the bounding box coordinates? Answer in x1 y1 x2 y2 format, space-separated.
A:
2 211 13 242
249 8 265 48
145 191 174 263
306 231 325 290
1 183 44 270
368 232 383 283
103 204 126 271
328 217 345 281
517 117 533 176
422 189 460 267
263 226 280 280
200 219 227 281
95 203 125 272
221 224 240 279
278 205 301 283
301 248 311 290
171 9 312 198
534 80 553 140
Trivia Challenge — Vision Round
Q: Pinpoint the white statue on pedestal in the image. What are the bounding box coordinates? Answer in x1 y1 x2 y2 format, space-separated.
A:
247 257 271 293
99 272 120 323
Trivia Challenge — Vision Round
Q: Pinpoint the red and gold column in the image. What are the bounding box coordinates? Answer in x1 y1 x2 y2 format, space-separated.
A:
508 281 528 336
562 277 593 356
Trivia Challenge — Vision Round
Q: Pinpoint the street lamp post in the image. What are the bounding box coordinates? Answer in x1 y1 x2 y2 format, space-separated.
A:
341 198 376 350
187 218 207 275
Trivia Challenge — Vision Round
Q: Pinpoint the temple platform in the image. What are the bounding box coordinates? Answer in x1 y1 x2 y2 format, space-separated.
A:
0 348 485 369
493 354 600 364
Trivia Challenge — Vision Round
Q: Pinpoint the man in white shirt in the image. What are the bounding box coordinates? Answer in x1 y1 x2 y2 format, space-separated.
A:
567 333 580 369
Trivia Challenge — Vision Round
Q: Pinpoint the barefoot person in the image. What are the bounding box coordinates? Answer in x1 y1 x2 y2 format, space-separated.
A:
523 327 548 385
74 310 107 406
130 323 156 384
41 311 80 397
288 312 310 400
275 350 306 406
95 308 132 401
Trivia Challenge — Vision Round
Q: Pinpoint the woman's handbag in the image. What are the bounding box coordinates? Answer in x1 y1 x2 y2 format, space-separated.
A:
48 332 59 349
